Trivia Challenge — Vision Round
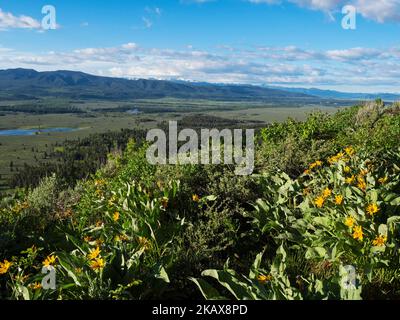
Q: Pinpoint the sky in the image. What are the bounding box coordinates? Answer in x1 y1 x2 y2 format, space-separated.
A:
0 0 400 93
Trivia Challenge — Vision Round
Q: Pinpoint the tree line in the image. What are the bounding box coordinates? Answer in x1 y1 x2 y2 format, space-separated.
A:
9 128 147 189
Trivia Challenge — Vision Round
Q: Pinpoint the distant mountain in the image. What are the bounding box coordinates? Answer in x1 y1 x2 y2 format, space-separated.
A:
265 86 400 101
0 68 318 102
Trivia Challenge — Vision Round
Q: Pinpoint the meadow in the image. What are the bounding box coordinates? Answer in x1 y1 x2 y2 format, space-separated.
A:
0 99 399 300
0 99 339 191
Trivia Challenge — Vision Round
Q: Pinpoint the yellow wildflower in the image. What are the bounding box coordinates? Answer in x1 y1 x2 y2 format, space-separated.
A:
344 166 351 173
88 246 101 260
192 194 200 202
314 196 325 208
372 235 387 247
95 220 104 228
137 236 151 251
84 236 93 242
257 274 273 284
322 188 332 199
22 201 29 209
108 195 118 206
160 197 169 209
378 177 388 185
115 234 129 242
357 177 367 191
94 179 105 187
345 175 355 184
0 260 12 275
30 282 42 290
90 258 105 270
309 161 322 170
42 255 57 267
303 169 311 175
113 211 120 222
345 147 355 156
353 226 364 241
335 195 344 205
329 152 345 164
366 203 379 216
328 156 337 164
344 216 355 228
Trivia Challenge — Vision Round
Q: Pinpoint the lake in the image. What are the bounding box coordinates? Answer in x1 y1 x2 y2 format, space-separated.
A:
0 128 79 136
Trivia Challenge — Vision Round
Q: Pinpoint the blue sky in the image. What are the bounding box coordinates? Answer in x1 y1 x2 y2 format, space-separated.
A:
0 0 400 92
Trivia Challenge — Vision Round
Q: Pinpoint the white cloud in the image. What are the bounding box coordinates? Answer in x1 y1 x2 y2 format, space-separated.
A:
355 0 400 23
0 43 399 92
0 8 41 30
180 0 216 4
247 0 400 23
142 17 153 29
248 0 283 4
145 6 162 16
325 47 382 61
122 43 138 49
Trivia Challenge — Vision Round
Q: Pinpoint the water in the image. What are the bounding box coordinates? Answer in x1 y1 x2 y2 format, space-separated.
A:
126 109 141 115
0 127 78 136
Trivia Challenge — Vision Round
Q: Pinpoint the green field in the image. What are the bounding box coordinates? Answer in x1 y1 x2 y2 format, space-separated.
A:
0 98 344 190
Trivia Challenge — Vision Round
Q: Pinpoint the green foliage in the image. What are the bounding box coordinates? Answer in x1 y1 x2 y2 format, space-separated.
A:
27 174 59 213
1 101 400 300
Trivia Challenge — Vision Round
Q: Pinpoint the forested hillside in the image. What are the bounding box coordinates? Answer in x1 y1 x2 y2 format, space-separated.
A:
1 100 399 300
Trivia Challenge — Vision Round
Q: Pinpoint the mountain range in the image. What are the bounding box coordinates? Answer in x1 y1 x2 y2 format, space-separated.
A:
0 68 316 102
0 68 396 103
265 86 400 101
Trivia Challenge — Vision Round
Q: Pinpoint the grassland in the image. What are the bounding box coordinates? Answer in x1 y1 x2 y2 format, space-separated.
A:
0 98 343 191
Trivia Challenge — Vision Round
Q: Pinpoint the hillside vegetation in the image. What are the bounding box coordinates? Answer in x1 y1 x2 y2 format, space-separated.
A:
0 100 400 300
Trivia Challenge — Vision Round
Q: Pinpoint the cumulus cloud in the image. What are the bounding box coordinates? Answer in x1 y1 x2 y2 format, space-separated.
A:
0 42 399 92
0 8 41 30
355 0 400 22
247 0 400 23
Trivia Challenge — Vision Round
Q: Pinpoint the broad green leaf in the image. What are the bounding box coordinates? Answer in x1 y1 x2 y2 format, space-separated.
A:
202 269 256 300
305 247 326 259
188 277 226 300
249 251 264 279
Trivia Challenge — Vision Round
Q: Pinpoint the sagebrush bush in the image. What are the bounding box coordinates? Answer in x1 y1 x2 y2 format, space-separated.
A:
27 174 59 214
